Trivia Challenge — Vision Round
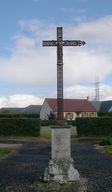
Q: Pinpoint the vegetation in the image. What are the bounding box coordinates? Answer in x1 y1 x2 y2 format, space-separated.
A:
98 111 112 117
104 146 112 155
76 117 112 137
100 137 112 155
0 118 41 136
0 112 40 118
40 126 77 138
100 137 112 145
0 148 11 157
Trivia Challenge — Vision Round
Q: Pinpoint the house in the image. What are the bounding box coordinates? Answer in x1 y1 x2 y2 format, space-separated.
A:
90 100 112 112
40 98 97 120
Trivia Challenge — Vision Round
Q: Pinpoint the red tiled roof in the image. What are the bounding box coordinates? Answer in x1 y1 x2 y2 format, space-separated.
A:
46 98 96 112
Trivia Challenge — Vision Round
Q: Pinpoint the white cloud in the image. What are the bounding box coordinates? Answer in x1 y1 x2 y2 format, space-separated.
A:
64 84 112 101
0 15 112 107
0 83 112 108
67 15 112 44
0 94 43 108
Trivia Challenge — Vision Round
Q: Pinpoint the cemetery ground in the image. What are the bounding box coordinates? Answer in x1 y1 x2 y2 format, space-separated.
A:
0 127 112 192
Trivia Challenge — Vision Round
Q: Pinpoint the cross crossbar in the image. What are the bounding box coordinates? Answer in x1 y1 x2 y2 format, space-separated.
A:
43 40 85 47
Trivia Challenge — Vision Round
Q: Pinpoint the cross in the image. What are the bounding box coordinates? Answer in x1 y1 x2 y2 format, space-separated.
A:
43 27 86 121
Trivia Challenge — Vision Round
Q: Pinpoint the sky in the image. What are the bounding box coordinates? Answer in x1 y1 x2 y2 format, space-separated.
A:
0 0 112 107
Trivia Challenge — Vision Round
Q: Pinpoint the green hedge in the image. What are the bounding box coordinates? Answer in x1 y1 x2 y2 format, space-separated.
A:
41 120 76 126
76 117 112 137
0 113 39 118
98 112 112 117
0 118 40 136
41 120 57 126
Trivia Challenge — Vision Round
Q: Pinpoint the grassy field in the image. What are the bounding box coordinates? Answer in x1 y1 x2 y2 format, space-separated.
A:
40 126 77 138
0 148 11 157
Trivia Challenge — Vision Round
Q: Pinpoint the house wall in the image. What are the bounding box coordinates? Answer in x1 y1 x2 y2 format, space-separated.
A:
40 100 52 120
64 112 97 120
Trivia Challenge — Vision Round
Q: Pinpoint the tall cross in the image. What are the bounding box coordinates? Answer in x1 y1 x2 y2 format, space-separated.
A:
43 27 85 121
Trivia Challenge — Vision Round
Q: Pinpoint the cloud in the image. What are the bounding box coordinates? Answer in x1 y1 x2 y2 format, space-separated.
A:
0 83 112 108
64 83 112 101
67 15 112 44
0 94 43 108
0 15 112 107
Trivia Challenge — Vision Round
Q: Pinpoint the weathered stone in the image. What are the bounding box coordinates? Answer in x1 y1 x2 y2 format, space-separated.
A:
51 126 71 159
35 179 88 192
44 126 80 183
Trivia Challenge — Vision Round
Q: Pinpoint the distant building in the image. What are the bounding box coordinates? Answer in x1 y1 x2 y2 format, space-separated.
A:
100 100 112 112
0 105 42 114
40 98 97 120
90 100 112 112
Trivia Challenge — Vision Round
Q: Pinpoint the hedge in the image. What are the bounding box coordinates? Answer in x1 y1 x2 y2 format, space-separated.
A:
98 111 112 117
41 120 57 126
0 113 40 118
0 118 41 136
41 120 76 126
76 117 112 137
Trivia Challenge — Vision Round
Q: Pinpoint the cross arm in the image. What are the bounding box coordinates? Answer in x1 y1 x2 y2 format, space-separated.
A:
63 40 86 46
43 41 57 46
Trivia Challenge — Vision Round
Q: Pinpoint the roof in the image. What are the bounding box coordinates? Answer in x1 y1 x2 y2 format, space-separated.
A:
0 105 42 113
22 105 42 113
46 98 96 112
91 101 102 112
100 100 112 112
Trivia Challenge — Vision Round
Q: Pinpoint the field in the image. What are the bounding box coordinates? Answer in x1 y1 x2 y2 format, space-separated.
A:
40 126 77 138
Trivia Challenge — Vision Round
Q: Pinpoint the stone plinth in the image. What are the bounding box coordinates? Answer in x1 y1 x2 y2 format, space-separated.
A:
44 126 80 183
51 126 71 159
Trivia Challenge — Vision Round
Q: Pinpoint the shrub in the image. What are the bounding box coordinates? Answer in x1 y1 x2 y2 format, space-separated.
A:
66 120 76 126
0 118 40 136
100 137 112 145
76 117 112 137
98 112 112 117
0 112 39 118
41 120 57 126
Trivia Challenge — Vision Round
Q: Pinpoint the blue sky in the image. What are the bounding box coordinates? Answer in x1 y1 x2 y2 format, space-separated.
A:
0 0 112 107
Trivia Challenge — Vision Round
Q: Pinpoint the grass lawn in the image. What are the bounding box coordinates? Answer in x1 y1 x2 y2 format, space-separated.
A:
104 146 112 155
0 148 11 157
40 126 77 138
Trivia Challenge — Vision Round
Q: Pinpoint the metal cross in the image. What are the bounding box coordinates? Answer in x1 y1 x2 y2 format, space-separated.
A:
43 27 86 121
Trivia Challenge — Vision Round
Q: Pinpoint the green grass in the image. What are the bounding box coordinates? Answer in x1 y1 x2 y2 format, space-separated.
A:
40 126 77 138
104 146 112 155
100 137 112 145
0 148 11 157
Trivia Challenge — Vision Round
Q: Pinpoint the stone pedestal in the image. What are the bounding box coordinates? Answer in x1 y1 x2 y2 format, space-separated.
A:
44 126 80 183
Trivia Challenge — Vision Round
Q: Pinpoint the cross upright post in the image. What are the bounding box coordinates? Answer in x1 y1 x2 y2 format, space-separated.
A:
43 27 85 121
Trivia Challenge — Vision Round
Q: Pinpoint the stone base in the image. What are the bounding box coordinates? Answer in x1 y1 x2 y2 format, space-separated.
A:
37 179 88 192
44 158 80 183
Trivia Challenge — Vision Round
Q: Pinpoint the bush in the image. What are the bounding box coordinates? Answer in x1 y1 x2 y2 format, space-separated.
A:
98 112 112 117
76 117 112 137
66 120 76 126
0 118 40 136
41 120 57 126
100 137 112 145
0 112 39 118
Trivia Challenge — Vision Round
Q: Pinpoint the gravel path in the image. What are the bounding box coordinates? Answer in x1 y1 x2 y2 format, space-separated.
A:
0 139 112 192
